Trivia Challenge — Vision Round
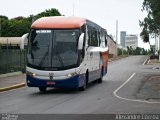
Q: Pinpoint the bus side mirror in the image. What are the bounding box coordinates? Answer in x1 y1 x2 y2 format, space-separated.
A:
78 33 84 50
20 33 29 49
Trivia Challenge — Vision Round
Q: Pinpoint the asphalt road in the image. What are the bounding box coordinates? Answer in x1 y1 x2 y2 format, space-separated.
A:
0 55 160 114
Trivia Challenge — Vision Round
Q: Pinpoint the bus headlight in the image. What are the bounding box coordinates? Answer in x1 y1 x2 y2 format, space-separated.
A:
66 70 80 77
27 71 36 77
67 72 77 77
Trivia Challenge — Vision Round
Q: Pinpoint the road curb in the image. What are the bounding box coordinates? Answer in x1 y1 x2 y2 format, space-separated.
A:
0 83 26 92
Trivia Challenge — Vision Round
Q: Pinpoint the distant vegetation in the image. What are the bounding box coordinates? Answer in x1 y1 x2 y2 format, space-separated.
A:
118 47 149 56
127 46 148 55
0 8 62 37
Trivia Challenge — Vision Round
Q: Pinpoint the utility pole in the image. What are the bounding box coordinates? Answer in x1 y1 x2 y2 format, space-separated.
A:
116 20 118 57
6 38 9 72
72 0 75 16
159 33 160 61
155 34 158 55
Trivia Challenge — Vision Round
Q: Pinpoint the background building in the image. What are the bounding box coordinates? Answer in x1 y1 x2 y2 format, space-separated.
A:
0 37 27 49
107 35 116 58
120 31 126 47
125 35 138 49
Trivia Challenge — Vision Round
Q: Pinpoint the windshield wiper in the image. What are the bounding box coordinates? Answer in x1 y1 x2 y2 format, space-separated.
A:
39 45 49 67
56 51 64 67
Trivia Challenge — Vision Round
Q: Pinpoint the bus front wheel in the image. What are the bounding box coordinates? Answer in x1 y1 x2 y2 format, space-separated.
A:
79 72 88 91
79 79 87 91
39 87 47 92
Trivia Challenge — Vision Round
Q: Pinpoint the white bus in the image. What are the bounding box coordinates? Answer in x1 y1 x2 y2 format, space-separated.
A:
20 16 109 92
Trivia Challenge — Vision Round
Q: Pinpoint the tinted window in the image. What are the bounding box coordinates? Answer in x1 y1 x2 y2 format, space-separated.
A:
27 29 80 70
28 29 52 67
100 31 106 48
53 30 79 68
88 26 98 46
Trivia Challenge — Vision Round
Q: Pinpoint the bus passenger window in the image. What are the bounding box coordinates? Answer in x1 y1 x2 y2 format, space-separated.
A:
90 28 98 46
100 32 106 48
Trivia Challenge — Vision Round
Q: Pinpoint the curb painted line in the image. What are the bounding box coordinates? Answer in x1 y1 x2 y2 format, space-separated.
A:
0 83 26 92
142 57 149 65
113 73 160 104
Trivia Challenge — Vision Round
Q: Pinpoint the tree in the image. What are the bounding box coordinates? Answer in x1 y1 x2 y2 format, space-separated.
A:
35 8 61 19
0 15 8 37
127 46 134 55
28 8 61 23
1 17 30 37
140 0 160 43
0 15 8 20
133 47 146 55
0 8 62 37
141 48 147 55
118 48 122 56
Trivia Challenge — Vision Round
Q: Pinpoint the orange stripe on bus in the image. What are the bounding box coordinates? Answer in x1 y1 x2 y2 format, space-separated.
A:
31 16 86 29
101 51 109 66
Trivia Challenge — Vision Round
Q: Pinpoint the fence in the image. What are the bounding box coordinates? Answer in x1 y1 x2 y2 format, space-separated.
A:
0 47 26 74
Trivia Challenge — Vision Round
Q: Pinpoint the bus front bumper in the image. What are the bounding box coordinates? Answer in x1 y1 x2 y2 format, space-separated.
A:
26 74 84 88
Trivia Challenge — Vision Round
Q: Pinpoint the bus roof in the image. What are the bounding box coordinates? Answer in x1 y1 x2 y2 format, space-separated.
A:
31 16 86 29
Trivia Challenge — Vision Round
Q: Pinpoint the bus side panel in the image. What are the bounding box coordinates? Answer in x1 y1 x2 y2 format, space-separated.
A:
86 47 108 82
87 47 101 82
88 69 101 82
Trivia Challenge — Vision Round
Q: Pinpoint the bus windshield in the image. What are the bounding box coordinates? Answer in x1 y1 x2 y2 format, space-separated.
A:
27 29 80 70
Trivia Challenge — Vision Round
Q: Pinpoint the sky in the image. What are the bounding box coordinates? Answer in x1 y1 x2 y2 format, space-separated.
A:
0 0 152 49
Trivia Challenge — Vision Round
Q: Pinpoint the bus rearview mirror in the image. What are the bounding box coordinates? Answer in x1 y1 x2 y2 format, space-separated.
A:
78 33 84 50
20 33 29 49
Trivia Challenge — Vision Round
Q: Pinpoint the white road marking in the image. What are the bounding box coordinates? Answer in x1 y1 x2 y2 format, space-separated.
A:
113 72 160 104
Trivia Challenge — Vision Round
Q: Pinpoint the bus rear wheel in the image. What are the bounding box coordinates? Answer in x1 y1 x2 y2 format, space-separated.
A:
98 77 103 83
39 87 47 92
98 68 103 83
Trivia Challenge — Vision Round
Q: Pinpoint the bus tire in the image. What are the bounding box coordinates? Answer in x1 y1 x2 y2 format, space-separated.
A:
39 87 47 92
79 71 88 91
79 81 86 91
98 68 103 83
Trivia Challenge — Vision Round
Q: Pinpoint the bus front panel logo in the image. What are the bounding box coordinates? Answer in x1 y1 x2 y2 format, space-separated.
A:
49 73 54 80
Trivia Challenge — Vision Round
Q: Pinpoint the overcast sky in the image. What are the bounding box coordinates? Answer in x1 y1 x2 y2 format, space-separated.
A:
0 0 151 49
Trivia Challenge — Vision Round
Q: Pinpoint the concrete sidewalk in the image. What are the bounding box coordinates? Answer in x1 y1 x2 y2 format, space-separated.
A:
0 72 26 92
137 58 160 101
136 74 160 100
